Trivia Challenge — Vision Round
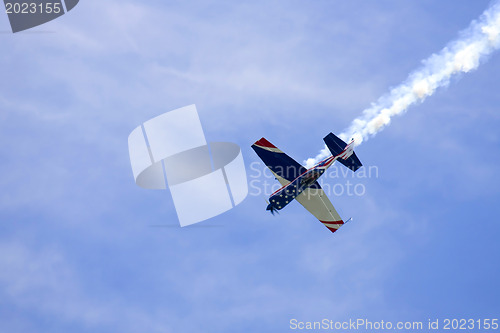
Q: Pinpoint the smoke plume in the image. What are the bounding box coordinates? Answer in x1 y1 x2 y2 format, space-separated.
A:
305 1 500 168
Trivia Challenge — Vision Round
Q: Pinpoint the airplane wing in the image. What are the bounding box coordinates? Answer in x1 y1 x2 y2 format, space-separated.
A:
295 186 345 233
252 137 345 233
251 138 307 186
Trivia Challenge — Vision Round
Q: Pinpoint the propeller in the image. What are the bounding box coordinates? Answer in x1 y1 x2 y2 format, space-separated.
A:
265 200 279 215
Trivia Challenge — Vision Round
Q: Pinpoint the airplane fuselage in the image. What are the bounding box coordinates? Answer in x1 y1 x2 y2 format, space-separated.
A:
266 141 354 213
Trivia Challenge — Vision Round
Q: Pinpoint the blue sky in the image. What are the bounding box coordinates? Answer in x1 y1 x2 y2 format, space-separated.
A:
1 0 499 332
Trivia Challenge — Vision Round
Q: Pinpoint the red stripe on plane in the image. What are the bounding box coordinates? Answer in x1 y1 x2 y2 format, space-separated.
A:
254 137 277 149
320 220 344 225
326 226 339 233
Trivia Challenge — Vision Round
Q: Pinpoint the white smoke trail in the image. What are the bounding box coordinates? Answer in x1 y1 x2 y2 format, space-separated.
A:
305 0 500 168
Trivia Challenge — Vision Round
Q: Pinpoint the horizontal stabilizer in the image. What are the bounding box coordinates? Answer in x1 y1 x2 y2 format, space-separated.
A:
338 151 362 171
323 132 347 155
323 133 363 172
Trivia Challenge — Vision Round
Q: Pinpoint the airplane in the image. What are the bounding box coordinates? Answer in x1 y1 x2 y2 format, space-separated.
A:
251 133 362 234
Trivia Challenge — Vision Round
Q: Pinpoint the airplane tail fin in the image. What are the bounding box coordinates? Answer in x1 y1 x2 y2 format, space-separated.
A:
323 133 363 172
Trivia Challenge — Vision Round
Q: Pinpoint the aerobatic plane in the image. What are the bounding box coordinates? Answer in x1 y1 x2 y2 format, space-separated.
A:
251 133 362 234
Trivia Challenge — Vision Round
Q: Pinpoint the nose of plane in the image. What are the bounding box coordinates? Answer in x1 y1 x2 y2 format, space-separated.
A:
266 203 279 215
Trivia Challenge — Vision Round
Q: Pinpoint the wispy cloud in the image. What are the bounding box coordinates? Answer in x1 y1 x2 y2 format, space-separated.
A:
0 240 174 332
1 1 499 332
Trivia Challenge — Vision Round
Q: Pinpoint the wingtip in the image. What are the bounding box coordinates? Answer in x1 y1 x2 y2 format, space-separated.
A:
320 220 344 233
253 137 277 149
